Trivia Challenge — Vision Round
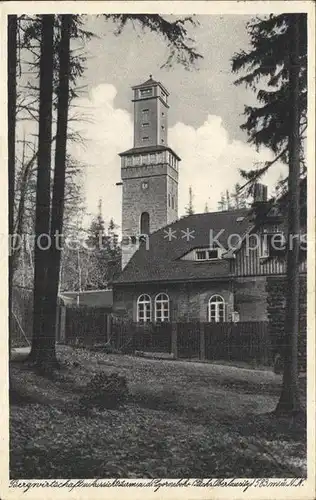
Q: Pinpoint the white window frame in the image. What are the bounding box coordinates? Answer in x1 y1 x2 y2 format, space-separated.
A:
196 250 207 261
133 155 140 166
154 293 170 323
137 294 152 323
208 295 225 323
195 248 222 261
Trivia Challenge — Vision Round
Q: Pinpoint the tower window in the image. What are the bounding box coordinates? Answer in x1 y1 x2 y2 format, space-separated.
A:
162 112 165 116
161 125 165 130
172 196 175 209
140 212 150 235
161 139 164 144
142 109 149 122
142 136 149 142
140 88 152 97
142 122 149 127
168 194 171 207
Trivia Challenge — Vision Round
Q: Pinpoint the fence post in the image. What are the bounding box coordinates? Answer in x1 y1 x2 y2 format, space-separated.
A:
171 322 178 359
55 305 60 342
106 314 112 342
59 306 66 343
199 323 205 361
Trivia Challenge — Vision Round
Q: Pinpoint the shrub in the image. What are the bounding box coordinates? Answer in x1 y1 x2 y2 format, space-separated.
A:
80 371 128 409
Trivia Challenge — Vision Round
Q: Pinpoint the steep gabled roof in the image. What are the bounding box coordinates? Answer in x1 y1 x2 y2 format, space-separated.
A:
115 209 253 284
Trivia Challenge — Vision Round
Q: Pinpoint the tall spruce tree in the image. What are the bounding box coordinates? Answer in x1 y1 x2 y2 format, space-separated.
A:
8 15 17 359
44 15 72 365
185 186 195 215
232 14 307 181
28 15 55 366
11 14 201 366
232 14 307 414
217 183 249 211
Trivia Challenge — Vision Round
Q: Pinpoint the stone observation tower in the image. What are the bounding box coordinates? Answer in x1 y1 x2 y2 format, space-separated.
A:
119 76 181 269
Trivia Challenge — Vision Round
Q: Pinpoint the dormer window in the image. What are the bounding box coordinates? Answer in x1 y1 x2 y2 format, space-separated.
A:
195 248 223 261
196 250 207 261
208 248 220 260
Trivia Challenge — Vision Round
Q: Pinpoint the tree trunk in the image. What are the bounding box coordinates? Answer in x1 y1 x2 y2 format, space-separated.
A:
44 15 72 353
8 15 17 361
28 15 55 367
275 14 302 415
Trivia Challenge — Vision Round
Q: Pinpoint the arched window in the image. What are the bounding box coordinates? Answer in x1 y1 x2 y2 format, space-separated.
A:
208 295 225 322
137 294 151 323
140 212 150 235
155 293 170 322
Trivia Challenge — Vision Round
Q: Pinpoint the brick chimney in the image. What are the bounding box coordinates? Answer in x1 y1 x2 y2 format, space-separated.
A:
253 183 268 203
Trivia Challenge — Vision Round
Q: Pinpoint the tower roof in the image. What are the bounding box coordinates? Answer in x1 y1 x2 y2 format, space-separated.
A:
119 144 181 161
132 75 169 96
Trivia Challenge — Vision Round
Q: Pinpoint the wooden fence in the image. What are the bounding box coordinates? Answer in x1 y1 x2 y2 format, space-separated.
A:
10 289 305 369
204 322 271 365
64 306 110 347
110 319 275 366
111 318 172 354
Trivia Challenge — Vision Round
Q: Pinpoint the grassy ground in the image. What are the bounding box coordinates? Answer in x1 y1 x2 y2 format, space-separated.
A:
10 345 306 479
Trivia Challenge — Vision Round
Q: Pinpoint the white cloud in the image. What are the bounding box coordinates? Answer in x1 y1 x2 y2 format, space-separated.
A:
169 115 287 214
69 83 133 226
70 84 287 229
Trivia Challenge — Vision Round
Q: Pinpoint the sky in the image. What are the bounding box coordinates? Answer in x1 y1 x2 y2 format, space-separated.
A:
65 15 287 227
